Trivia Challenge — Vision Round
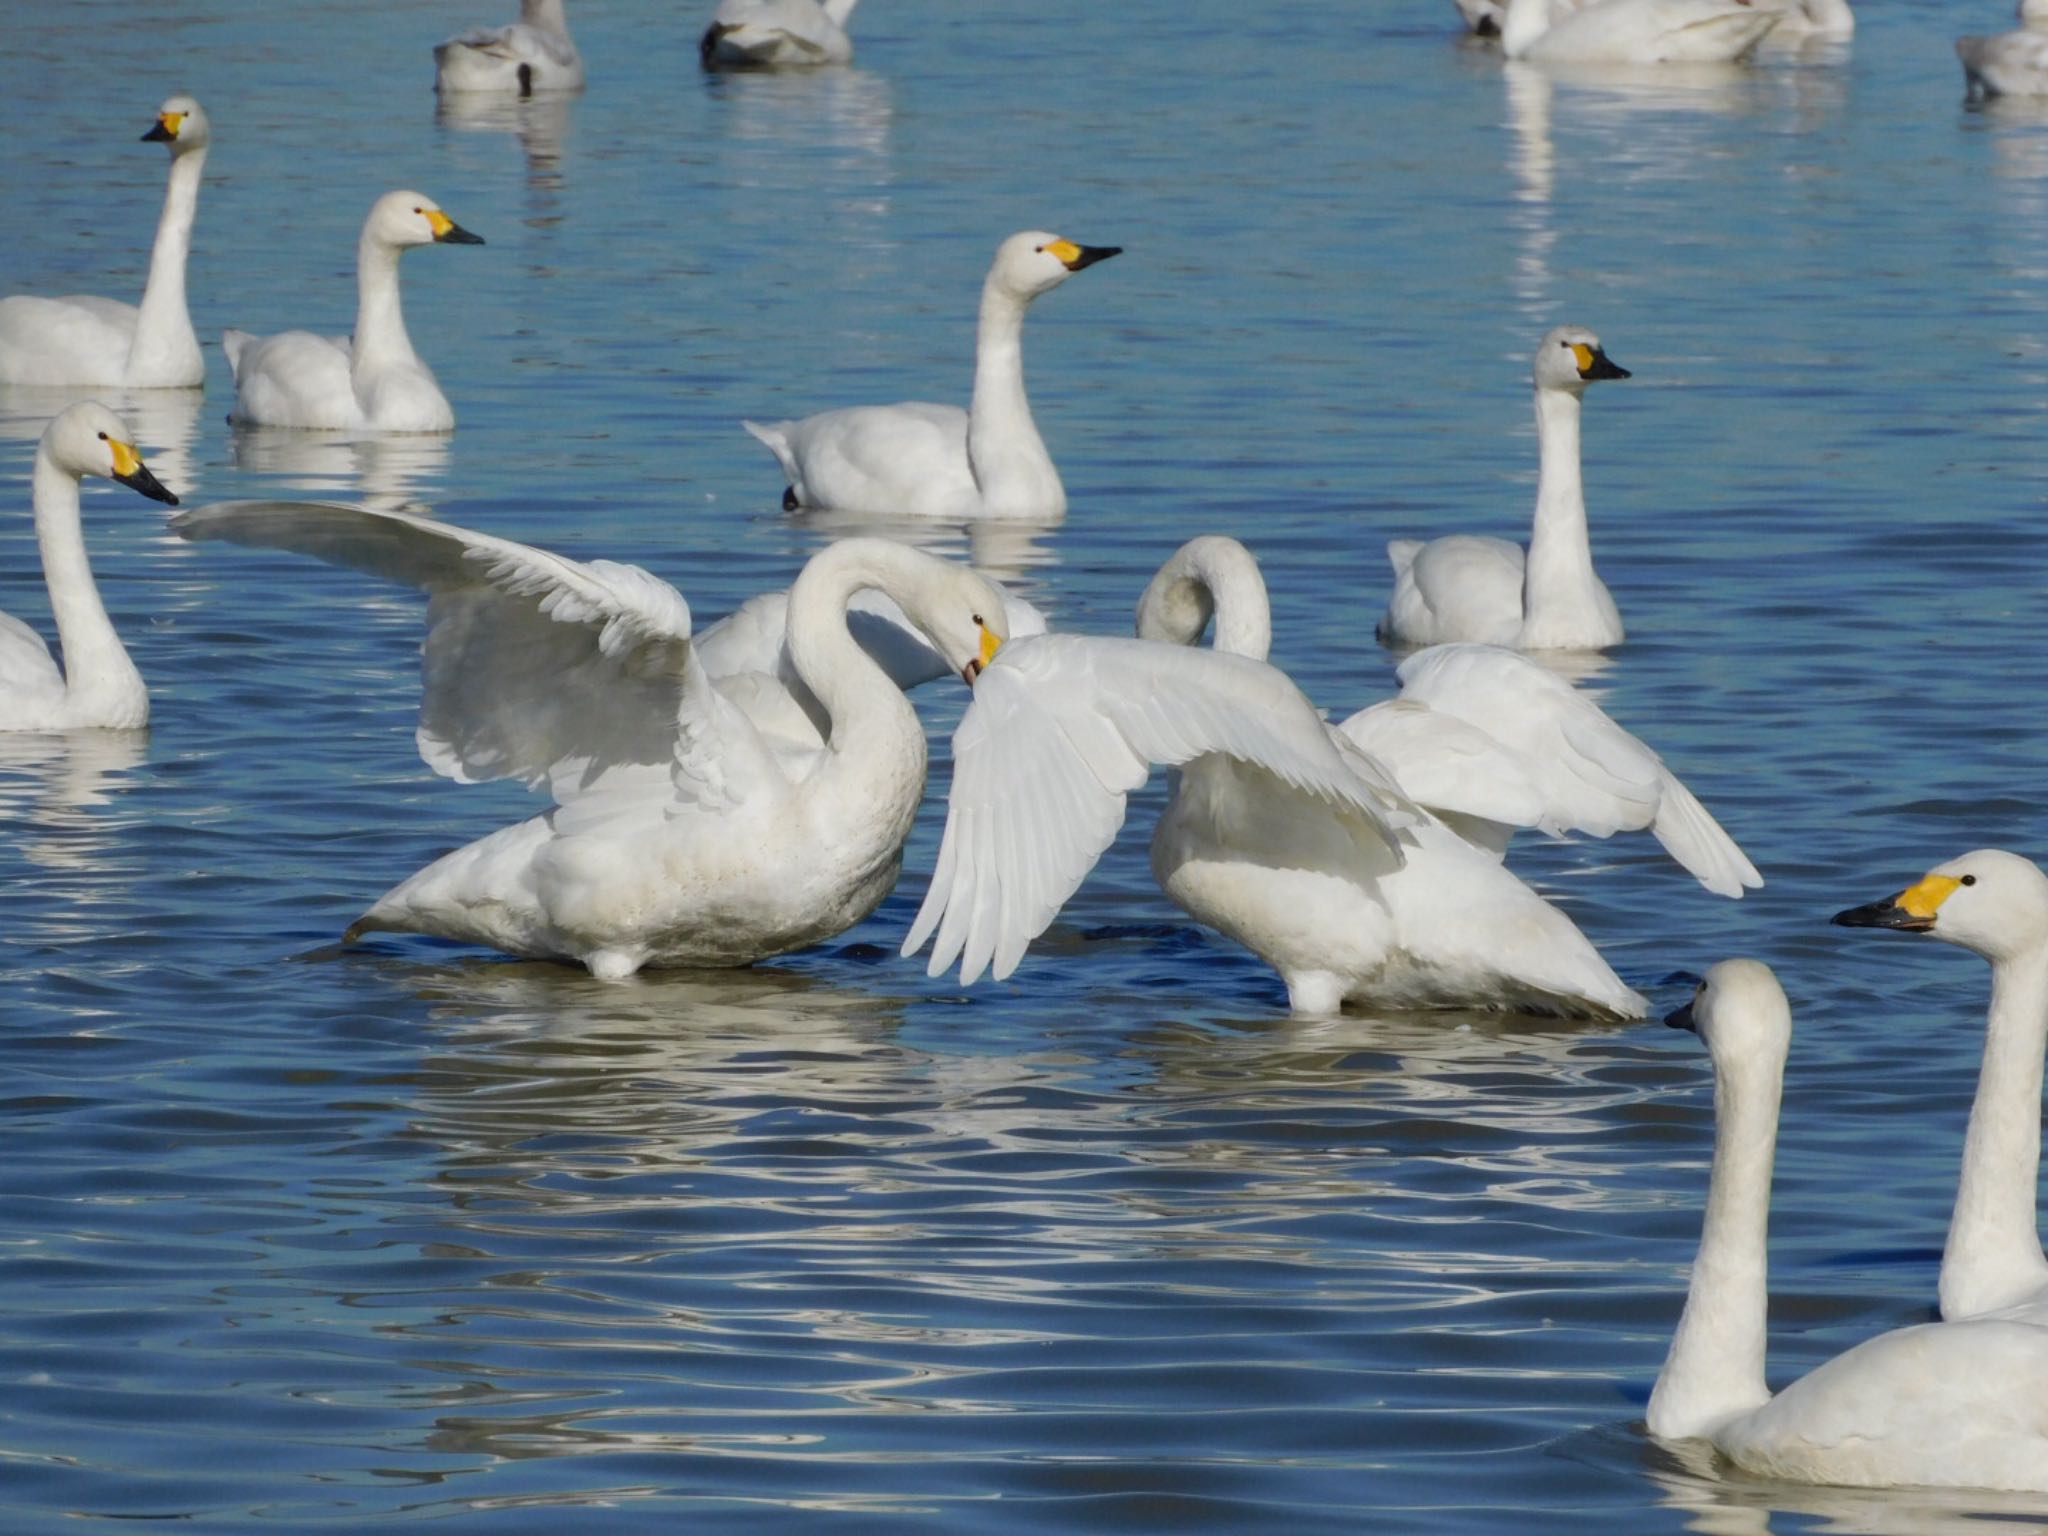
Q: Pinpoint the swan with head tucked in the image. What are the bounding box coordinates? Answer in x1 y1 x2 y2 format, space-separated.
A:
171 502 1011 979
701 0 857 68
1958 0 2048 98
743 230 1121 520
1381 326 1630 652
223 192 485 433
1647 959 2048 1493
0 98 210 390
1500 0 1782 63
1834 851 2048 1324
435 0 585 95
0 403 179 732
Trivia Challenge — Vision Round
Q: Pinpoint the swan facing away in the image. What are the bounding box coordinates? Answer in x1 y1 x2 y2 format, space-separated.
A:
435 0 585 95
172 503 1012 979
744 231 1121 520
1958 0 2048 98
1381 325 1630 652
0 403 178 732
223 192 484 433
1501 0 1782 63
1834 851 2048 1324
1648 960 2048 1494
702 0 858 69
0 97 210 389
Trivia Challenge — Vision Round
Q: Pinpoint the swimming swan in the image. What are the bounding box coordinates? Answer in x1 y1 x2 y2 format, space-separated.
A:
1500 0 1783 64
0 403 179 732
702 0 858 68
0 98 210 389
1647 959 2048 1493
435 0 585 95
1958 0 2048 98
223 192 485 433
1834 850 2048 1324
744 230 1121 520
171 503 1010 979
1380 326 1630 651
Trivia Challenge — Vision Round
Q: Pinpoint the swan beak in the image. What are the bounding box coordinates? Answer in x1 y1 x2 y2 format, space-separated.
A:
1663 1000 1698 1033
427 210 486 245
142 112 182 143
1045 240 1122 273
1571 343 1630 382
1832 874 1961 934
962 622 1003 686
108 440 178 506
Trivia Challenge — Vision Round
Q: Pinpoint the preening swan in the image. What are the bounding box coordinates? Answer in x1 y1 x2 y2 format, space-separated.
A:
223 192 485 433
1500 0 1782 64
1381 326 1630 652
0 403 178 732
702 0 858 68
1834 851 2048 1324
172 503 1011 979
743 230 1121 520
435 0 585 95
1647 960 2048 1493
1958 0 2048 98
0 97 209 389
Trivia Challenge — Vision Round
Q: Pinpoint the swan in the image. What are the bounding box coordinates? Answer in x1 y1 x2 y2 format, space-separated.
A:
0 97 210 389
223 191 485 433
1757 0 1853 43
1380 325 1630 652
1647 959 2048 1493
170 501 1013 979
701 0 857 68
1959 0 2048 98
743 230 1121 520
435 0 585 95
1500 0 1783 64
1833 851 2048 1324
1456 0 1591 40
0 402 179 732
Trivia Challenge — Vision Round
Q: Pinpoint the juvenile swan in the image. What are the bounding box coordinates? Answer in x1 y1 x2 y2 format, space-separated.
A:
435 0 586 95
1500 0 1783 63
1648 960 2048 1493
0 403 179 732
1958 0 2048 98
0 97 211 389
701 0 858 68
744 230 1121 520
224 192 485 433
1381 325 1630 651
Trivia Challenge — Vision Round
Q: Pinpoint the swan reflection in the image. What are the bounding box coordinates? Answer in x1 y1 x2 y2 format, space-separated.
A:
789 504 1061 592
0 383 204 500
0 728 148 871
436 89 574 202
229 426 451 510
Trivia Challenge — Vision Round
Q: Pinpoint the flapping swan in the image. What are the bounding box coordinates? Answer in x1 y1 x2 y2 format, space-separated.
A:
1959 0 2048 98
744 230 1120 520
1647 960 2048 1493
0 98 210 389
223 192 485 433
1834 851 2048 1324
0 403 178 732
1381 326 1630 652
172 503 1010 978
702 0 858 68
435 0 585 94
1500 0 1782 63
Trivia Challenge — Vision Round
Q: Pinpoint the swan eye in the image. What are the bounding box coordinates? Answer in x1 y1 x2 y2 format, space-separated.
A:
96 431 108 441
972 613 985 626
1961 874 1977 887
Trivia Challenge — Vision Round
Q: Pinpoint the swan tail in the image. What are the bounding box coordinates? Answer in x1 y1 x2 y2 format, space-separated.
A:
1652 769 1762 898
222 329 255 379
742 418 803 493
1386 539 1425 579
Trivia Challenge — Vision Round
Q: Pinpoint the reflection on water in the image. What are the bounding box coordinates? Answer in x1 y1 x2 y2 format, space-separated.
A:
436 90 575 205
790 504 1062 591
0 729 147 871
707 65 894 160
228 426 451 510
0 385 204 500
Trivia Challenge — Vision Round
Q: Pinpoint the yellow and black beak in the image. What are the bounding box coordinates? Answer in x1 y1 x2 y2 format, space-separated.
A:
1043 239 1122 273
109 439 178 506
426 209 485 246
142 111 182 144
961 622 1003 686
1832 873 1960 934
1571 342 1630 382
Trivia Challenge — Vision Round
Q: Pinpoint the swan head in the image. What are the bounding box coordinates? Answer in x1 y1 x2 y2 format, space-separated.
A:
42 402 179 506
142 94 209 153
366 190 485 251
1533 325 1629 392
1833 849 2048 962
910 564 1010 687
1664 958 1791 1066
992 229 1122 302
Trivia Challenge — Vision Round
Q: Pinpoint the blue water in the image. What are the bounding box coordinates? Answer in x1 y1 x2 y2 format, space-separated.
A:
3 0 2048 1529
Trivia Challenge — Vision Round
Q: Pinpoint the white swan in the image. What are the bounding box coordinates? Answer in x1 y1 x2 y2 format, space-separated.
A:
171 502 1012 979
0 402 179 732
0 97 209 389
1959 0 2048 98
743 230 1121 520
1381 325 1630 652
1757 0 1853 43
1647 959 2048 1493
223 192 485 433
1834 851 2048 1324
1501 0 1782 64
435 0 585 95
702 0 857 68
1456 0 1591 40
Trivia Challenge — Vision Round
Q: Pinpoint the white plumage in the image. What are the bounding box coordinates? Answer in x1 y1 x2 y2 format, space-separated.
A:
435 0 585 94
702 0 858 68
1500 0 1783 63
1958 0 2048 98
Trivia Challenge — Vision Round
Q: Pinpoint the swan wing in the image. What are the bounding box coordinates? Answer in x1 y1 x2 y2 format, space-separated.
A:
1337 698 1552 833
904 633 1414 985
0 611 63 706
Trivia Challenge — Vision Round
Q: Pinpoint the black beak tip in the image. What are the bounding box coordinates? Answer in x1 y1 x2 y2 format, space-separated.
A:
116 467 178 506
438 225 486 246
1067 245 1123 272
1831 898 1927 932
142 123 173 143
1663 1001 1698 1033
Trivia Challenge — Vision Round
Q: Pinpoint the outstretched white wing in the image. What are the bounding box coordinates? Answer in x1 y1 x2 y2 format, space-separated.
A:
904 634 1417 985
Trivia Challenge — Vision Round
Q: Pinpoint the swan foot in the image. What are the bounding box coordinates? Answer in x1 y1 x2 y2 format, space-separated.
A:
1285 971 1346 1017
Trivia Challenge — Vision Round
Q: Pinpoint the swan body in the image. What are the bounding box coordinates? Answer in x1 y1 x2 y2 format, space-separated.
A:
224 192 484 433
1834 851 2048 1324
435 0 585 94
1456 0 1591 39
702 0 857 68
1381 326 1630 651
1757 0 1853 43
1959 0 2048 98
1501 0 1782 63
1648 960 2048 1494
171 503 1011 978
744 231 1120 520
0 98 209 389
0 403 179 732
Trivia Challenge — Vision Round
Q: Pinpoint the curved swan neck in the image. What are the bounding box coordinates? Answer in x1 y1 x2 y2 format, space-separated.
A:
1941 943 2048 1318
965 278 1059 515
786 544 926 784
31 450 143 720
130 146 206 381
1137 541 1272 660
352 231 421 375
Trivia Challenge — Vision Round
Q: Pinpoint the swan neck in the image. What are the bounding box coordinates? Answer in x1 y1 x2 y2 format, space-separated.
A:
352 232 421 374
966 279 1057 513
32 450 141 710
522 0 570 30
131 146 205 376
1137 542 1272 661
1519 384 1599 625
786 544 926 792
1500 0 1549 58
